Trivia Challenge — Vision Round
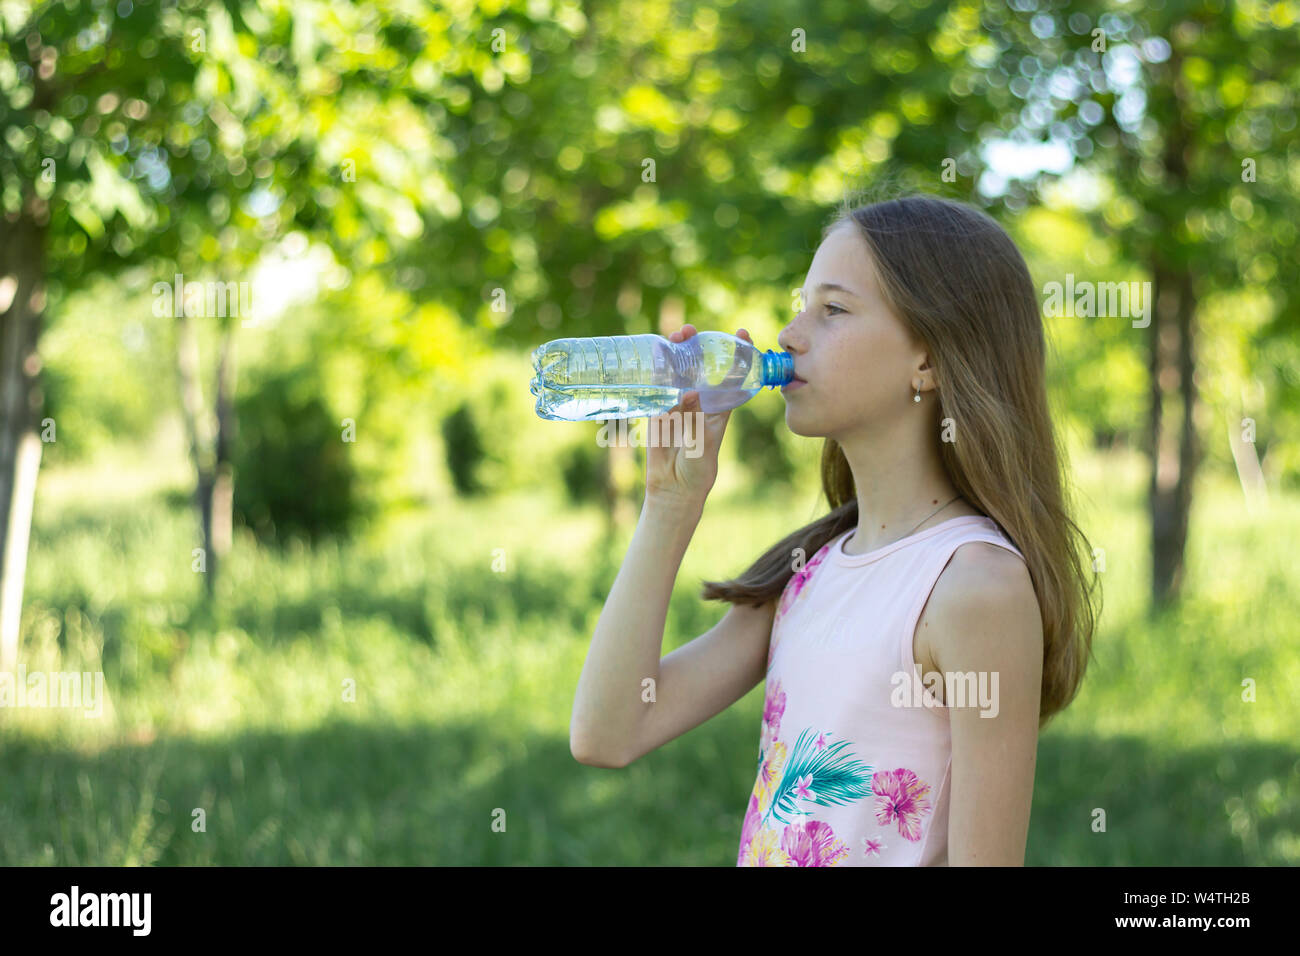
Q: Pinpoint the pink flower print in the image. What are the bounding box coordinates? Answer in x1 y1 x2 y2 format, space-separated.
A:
781 820 850 866
759 680 786 751
862 836 885 858
814 732 831 751
737 794 762 865
793 774 816 801
872 768 934 842
761 680 786 732
776 543 831 621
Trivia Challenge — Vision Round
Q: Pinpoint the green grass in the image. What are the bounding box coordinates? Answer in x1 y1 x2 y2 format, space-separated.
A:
0 441 1297 865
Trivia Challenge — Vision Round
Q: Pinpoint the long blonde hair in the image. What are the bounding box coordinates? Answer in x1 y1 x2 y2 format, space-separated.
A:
701 192 1100 729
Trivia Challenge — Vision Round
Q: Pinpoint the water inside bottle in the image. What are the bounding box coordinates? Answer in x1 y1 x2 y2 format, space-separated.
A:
530 382 683 421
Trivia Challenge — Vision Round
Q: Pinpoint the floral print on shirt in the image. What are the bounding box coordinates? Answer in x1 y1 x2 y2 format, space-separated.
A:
775 541 833 623
768 540 834 672
738 680 936 865
871 768 934 842
739 723 871 866
758 679 786 755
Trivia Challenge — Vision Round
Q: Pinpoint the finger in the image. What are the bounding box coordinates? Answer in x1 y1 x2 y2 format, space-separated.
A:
702 404 733 445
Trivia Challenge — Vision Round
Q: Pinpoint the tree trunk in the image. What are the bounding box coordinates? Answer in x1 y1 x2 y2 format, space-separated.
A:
212 324 236 558
1146 262 1200 610
1143 35 1203 613
175 313 237 601
1226 403 1267 515
176 310 215 598
599 419 636 546
0 193 47 672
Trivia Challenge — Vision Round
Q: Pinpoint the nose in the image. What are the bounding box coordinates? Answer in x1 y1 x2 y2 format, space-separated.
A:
778 313 806 355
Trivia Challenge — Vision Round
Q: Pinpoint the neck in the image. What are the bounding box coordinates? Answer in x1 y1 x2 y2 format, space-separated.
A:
835 414 976 554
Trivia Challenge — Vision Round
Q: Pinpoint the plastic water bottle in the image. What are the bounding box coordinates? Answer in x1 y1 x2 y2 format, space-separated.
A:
530 331 794 421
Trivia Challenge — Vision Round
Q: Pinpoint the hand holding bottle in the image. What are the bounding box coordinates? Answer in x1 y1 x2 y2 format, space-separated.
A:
644 324 752 512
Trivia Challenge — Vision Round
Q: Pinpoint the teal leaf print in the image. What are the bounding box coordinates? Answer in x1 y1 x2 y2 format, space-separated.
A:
761 728 874 827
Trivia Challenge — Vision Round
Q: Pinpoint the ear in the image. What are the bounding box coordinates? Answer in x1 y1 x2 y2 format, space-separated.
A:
914 351 935 388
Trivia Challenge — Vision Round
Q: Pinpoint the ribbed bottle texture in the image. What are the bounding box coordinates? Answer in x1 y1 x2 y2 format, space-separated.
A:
530 331 794 421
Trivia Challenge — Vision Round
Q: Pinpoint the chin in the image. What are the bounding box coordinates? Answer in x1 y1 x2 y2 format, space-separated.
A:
783 407 825 439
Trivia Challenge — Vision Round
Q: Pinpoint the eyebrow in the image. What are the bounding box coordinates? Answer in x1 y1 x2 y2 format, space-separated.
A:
807 282 861 299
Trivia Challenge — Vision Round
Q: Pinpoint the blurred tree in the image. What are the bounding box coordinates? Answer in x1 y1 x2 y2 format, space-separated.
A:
969 1 1299 607
441 401 487 496
1 0 486 645
232 368 360 543
416 0 1052 540
560 436 604 506
733 402 797 489
3 0 1297 673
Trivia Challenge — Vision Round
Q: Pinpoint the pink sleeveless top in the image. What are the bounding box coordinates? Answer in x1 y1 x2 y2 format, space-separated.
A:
736 515 1026 866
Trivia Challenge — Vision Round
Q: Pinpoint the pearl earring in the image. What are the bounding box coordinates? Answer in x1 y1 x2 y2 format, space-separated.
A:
913 386 921 403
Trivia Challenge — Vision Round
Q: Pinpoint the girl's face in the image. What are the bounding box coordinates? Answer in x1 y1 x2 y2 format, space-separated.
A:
778 221 923 440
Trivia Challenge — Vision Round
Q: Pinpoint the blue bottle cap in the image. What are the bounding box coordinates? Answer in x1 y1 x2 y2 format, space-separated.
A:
761 350 794 387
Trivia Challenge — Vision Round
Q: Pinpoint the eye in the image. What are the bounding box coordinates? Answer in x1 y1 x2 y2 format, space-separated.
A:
824 302 846 315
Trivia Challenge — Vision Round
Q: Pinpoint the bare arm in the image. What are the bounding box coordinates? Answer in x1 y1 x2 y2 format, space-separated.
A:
620 592 776 767
569 497 704 767
919 542 1043 865
570 496 779 768
570 322 768 768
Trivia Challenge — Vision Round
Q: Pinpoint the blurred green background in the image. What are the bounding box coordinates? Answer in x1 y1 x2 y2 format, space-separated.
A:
0 0 1296 864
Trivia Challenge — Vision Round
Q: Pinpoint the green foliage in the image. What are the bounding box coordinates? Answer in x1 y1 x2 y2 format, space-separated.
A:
5 451 1300 864
434 348 582 500
232 370 360 544
559 435 604 506
8 1 1300 870
732 401 796 491
440 402 487 496
8 0 1300 524
35 280 175 464
237 277 454 525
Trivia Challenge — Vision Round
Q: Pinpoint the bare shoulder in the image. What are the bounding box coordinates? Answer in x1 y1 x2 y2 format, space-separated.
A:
915 542 1042 677
936 542 1036 606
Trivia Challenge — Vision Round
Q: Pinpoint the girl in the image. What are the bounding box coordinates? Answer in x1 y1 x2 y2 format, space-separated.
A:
570 192 1100 866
